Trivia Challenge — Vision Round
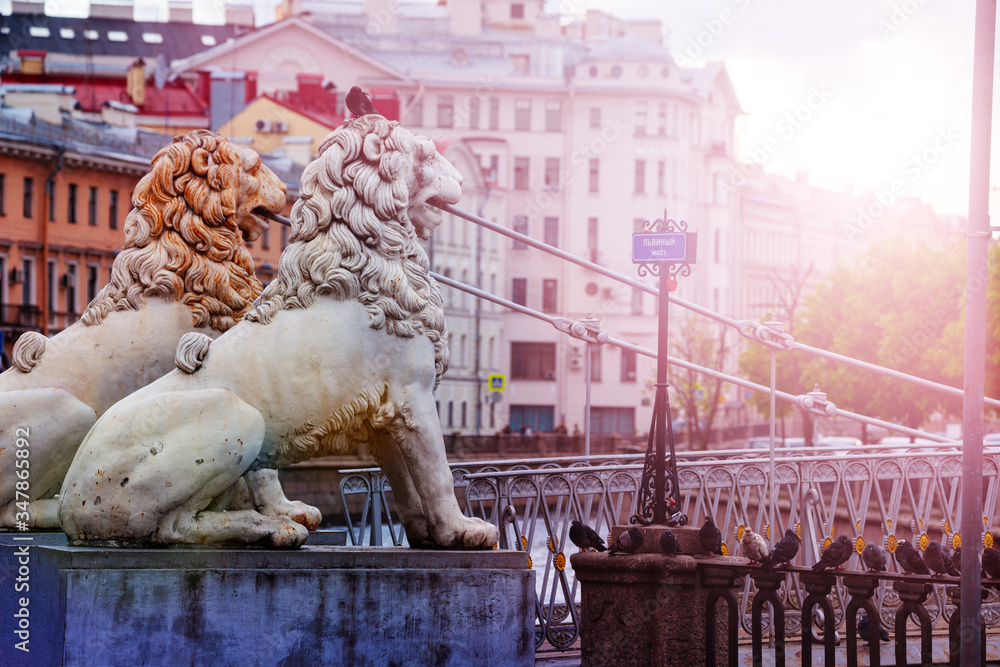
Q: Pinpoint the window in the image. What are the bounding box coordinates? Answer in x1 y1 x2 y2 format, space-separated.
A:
22 258 33 305
108 190 119 230
406 96 423 126
488 98 500 130
511 2 524 19
447 401 454 428
713 287 720 313
589 107 600 129
590 407 635 435
461 401 467 428
107 31 128 42
634 160 646 194
657 161 665 195
29 26 50 37
621 349 637 382
587 218 598 263
469 97 480 129
281 225 289 249
483 155 499 183
88 187 98 226
511 342 556 380
589 345 602 381
65 263 77 314
509 405 554 433
588 158 599 193
67 183 77 223
142 32 164 44
0 174 6 215
513 157 530 190
47 260 56 312
544 158 560 190
261 227 270 250
60 28 75 38
459 334 467 366
714 228 721 263
436 95 454 128
87 265 99 303
657 103 667 135
23 177 34 218
511 277 527 306
545 100 562 132
0 256 5 310
201 35 217 46
47 180 56 221
631 289 642 315
84 30 99 40
514 99 531 131
512 216 528 250
542 279 557 313
543 217 558 248
635 102 647 135
511 54 530 74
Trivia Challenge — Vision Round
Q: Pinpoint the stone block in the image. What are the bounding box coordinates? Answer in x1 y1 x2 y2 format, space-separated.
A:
2 545 534 666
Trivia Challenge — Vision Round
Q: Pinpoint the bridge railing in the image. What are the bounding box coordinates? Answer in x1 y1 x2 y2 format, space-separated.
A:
338 446 1000 653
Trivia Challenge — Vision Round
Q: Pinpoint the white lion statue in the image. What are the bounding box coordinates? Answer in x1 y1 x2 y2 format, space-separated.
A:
0 130 317 530
59 115 499 549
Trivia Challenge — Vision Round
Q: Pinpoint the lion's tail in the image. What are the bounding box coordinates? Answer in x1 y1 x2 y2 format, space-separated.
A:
11 331 47 373
175 332 213 374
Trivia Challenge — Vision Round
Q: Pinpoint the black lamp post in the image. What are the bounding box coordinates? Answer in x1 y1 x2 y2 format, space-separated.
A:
630 210 696 527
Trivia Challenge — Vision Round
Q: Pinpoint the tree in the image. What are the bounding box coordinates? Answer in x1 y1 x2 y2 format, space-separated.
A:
664 313 729 450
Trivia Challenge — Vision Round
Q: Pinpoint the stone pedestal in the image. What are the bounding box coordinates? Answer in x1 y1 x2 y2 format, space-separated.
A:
2 545 534 667
571 526 743 667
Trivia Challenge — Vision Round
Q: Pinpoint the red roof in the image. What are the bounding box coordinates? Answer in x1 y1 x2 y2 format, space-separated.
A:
6 73 207 116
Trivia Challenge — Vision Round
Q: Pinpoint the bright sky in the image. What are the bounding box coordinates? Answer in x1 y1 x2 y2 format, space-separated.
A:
585 0 993 218
9 0 995 217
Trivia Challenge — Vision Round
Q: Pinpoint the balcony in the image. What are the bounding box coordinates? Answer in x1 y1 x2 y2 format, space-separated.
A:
0 304 41 330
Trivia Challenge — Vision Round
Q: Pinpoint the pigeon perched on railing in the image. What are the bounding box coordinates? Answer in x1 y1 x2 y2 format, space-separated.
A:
609 526 644 555
857 612 889 643
741 527 768 564
346 86 378 117
941 545 960 577
894 540 930 575
569 520 607 553
760 529 800 572
700 516 723 555
812 535 853 571
861 542 888 572
659 529 680 555
923 540 950 576
983 546 1000 579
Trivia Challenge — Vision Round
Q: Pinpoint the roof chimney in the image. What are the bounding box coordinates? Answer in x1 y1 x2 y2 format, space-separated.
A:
126 58 146 107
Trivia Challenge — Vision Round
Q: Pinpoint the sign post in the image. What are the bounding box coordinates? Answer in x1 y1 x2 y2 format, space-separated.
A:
631 211 696 527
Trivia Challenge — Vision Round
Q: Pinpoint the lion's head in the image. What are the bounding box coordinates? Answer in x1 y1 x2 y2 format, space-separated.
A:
245 115 463 386
81 130 287 333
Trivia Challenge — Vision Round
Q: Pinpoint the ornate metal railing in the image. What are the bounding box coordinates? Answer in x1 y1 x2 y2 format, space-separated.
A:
338 445 1000 653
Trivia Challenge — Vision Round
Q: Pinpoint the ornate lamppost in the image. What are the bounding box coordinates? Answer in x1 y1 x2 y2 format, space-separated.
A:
630 210 696 527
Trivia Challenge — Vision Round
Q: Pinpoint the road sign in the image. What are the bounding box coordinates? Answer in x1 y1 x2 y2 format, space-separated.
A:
631 232 696 263
488 374 505 392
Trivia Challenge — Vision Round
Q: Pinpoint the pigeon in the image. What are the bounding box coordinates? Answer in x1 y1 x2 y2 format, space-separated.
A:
609 526 644 555
923 540 949 576
812 535 853 571
346 86 377 117
569 520 606 553
659 529 680 555
760 529 801 572
950 546 962 575
857 612 889 643
941 545 960 577
983 547 1000 579
699 516 723 555
741 527 768 564
861 542 888 572
894 540 930 575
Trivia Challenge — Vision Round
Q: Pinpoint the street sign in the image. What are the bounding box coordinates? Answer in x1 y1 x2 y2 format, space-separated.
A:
631 232 696 263
488 374 506 392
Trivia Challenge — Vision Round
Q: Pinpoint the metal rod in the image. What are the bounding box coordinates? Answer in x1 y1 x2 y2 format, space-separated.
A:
654 270 670 524
584 340 592 457
438 202 1000 410
768 324 778 544
961 0 996 660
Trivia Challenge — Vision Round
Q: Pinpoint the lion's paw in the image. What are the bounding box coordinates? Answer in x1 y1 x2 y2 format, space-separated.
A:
270 516 309 548
429 516 499 550
264 500 322 530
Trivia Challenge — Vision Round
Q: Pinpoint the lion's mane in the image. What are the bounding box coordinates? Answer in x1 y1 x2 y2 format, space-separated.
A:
81 130 263 333
245 116 448 386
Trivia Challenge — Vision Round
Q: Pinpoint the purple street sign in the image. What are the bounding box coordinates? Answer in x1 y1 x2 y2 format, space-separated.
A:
632 233 688 263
